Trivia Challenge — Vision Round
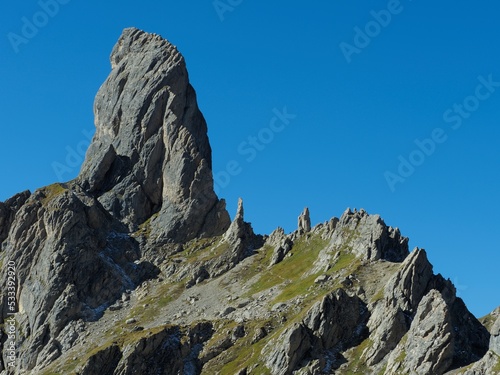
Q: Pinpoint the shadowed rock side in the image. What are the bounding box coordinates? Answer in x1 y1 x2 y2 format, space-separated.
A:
0 28 498 375
78 27 230 242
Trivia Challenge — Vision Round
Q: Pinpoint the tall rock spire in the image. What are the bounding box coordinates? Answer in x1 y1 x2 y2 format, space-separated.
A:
78 28 230 241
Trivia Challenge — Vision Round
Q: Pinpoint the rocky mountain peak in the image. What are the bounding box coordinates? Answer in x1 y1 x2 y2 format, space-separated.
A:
78 27 229 242
1 28 499 375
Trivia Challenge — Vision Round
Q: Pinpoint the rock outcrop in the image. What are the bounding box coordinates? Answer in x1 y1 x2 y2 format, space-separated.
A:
386 290 454 374
363 248 435 366
0 28 230 373
0 184 158 371
78 323 213 375
362 248 489 373
312 208 409 274
267 226 294 267
490 311 500 355
298 208 311 233
0 190 30 243
78 27 230 242
263 290 368 374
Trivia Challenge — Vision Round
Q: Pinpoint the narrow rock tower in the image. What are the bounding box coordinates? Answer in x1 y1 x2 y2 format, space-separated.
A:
78 28 230 242
298 207 311 233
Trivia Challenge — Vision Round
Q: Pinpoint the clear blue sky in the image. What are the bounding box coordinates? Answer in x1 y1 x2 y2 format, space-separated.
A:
1 1 499 317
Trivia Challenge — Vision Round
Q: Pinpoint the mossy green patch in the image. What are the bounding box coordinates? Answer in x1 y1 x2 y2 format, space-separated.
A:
377 363 388 375
228 245 274 287
339 338 373 374
197 240 230 262
219 338 269 375
246 234 329 298
133 212 159 238
371 287 385 303
178 236 221 262
41 183 67 206
202 318 279 375
479 313 497 333
329 251 357 273
493 352 500 372
127 281 184 324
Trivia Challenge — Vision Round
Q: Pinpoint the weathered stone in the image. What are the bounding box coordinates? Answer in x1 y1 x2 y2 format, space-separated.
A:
113 323 213 375
263 290 368 374
384 248 434 313
78 27 230 241
263 323 311 375
0 190 31 243
312 208 409 274
266 227 287 248
458 350 500 375
314 275 329 284
298 207 311 233
364 248 434 366
304 289 368 352
79 344 122 375
269 237 293 266
490 309 500 355
386 290 454 375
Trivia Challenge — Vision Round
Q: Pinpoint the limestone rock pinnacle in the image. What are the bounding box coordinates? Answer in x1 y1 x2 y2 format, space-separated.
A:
78 27 230 242
298 207 311 233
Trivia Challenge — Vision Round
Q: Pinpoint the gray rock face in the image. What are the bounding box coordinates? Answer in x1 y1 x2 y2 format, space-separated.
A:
266 226 294 266
304 289 368 352
180 198 262 288
313 208 409 274
490 311 500 355
0 190 30 243
264 323 312 375
383 248 434 313
363 248 434 366
223 198 250 244
386 290 454 375
114 323 213 375
364 248 489 370
0 184 157 371
335 208 409 262
264 290 368 374
78 323 213 375
78 27 230 242
298 207 311 233
0 27 497 375
459 350 500 375
218 198 262 269
0 28 232 372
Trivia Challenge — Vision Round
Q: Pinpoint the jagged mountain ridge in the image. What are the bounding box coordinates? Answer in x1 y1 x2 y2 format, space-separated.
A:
0 28 499 375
